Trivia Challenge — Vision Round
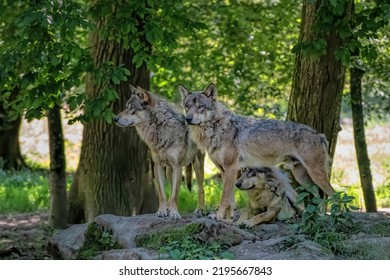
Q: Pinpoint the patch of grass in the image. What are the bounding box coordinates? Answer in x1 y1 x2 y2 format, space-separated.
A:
77 222 121 259
0 169 50 213
135 222 235 260
172 176 248 214
0 168 73 214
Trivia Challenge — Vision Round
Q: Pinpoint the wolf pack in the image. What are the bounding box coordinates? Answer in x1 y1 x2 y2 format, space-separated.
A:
114 83 335 228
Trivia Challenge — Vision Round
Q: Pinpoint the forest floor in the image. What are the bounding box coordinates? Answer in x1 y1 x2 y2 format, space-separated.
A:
0 211 53 259
0 117 389 260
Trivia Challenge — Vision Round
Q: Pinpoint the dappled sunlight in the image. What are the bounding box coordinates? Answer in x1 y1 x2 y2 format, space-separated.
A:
20 117 83 172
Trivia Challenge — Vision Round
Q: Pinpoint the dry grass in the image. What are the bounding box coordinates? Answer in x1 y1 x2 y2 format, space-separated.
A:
333 121 390 188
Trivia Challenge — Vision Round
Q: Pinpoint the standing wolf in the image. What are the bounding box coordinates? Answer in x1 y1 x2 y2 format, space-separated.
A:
114 85 205 219
179 83 334 222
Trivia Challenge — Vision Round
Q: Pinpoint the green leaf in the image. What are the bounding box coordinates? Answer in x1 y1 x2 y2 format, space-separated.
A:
69 99 77 111
169 249 181 260
220 252 235 260
306 204 316 214
111 75 121 85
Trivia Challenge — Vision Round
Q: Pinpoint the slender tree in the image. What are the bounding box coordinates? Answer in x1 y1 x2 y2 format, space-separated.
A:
48 106 68 228
350 65 376 212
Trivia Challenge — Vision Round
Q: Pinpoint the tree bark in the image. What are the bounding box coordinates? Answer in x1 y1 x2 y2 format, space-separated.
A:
47 106 68 228
350 67 377 212
67 6 156 223
0 88 25 170
287 0 353 160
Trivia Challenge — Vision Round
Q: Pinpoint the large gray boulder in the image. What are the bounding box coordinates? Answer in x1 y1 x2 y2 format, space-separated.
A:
47 211 390 260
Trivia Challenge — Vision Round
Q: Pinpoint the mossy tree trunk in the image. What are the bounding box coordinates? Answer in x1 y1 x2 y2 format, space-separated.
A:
350 67 377 212
67 4 157 223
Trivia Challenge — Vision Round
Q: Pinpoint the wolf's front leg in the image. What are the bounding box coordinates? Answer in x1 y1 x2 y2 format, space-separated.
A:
209 165 238 222
154 164 168 217
193 152 205 216
234 209 250 227
167 166 182 219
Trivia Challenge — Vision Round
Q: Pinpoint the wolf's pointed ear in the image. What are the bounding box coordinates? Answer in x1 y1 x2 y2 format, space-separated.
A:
204 83 217 100
129 84 138 94
178 84 190 100
136 86 153 106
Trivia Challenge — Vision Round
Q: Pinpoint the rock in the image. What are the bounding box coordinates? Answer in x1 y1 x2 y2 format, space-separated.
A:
227 236 333 260
46 224 87 260
276 241 335 260
191 218 255 246
98 248 158 260
344 236 390 259
47 212 390 260
94 214 189 249
259 224 279 232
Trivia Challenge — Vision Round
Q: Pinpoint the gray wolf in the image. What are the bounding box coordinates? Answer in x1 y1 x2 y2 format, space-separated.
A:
179 83 334 222
114 85 205 219
234 167 304 228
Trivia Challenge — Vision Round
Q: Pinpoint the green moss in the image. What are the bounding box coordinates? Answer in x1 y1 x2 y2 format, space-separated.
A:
135 222 203 250
135 222 235 260
77 222 121 259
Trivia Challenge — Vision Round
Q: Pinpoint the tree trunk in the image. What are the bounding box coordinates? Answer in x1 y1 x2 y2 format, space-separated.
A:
47 106 68 228
287 0 353 160
67 7 156 223
0 88 25 170
350 67 377 212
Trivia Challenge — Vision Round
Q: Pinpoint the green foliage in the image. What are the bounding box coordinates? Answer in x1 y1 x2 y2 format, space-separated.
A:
375 179 390 208
135 222 235 260
0 169 49 213
171 176 248 214
152 0 301 117
296 185 358 254
292 0 389 65
159 239 235 260
0 167 73 213
77 222 121 259
0 0 92 120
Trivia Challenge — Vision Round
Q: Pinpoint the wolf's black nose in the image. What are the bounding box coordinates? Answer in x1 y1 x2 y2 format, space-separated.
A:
113 116 119 122
185 116 192 123
235 181 242 189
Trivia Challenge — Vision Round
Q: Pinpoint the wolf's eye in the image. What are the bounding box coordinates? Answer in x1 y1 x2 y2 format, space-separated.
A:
248 171 256 177
198 104 205 109
185 104 190 110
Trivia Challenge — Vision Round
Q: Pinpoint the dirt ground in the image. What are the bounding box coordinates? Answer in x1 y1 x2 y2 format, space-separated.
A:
0 212 53 259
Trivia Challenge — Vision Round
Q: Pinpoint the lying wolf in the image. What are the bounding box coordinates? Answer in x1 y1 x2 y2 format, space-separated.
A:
179 83 334 222
114 85 205 219
235 167 304 228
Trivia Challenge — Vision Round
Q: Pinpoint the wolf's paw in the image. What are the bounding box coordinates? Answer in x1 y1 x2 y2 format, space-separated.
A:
194 208 206 217
233 221 243 227
208 213 222 221
156 208 169 217
241 220 255 229
168 208 182 220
